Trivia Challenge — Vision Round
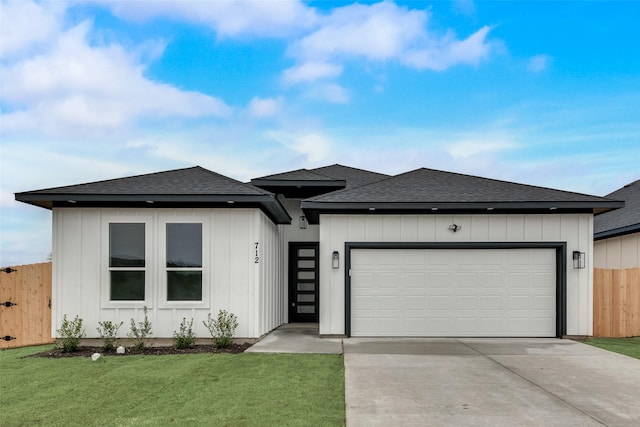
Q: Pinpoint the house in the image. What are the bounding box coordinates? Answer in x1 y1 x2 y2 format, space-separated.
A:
15 165 623 340
594 179 640 269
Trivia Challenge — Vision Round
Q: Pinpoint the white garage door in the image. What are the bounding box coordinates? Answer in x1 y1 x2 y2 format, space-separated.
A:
350 248 556 337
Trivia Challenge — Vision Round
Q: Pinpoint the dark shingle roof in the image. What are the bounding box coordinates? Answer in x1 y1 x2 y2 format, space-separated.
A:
20 166 271 196
250 164 389 198
15 166 291 224
301 168 623 223
254 168 336 181
594 179 640 239
310 165 390 189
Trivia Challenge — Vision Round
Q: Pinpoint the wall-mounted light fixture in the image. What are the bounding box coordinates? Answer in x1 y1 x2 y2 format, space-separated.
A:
448 224 462 233
332 251 340 269
299 215 308 229
573 251 585 269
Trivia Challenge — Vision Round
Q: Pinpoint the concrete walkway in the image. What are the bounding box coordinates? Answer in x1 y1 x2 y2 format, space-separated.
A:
244 323 342 354
344 338 640 427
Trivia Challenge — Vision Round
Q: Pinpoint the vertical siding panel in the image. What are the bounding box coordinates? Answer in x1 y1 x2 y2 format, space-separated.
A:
319 216 332 334
330 216 348 333
506 216 525 241
383 216 402 240
542 216 561 241
523 215 543 241
470 215 489 241
365 216 384 241
80 210 100 330
401 216 419 241
348 215 366 240
417 216 436 240
488 216 507 241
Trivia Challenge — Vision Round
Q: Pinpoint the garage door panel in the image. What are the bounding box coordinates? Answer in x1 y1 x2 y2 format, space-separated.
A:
351 248 556 337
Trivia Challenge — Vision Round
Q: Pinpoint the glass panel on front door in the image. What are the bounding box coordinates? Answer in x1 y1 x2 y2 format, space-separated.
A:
289 243 319 322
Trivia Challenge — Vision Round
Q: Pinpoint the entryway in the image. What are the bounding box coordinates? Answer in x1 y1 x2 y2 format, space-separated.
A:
288 242 319 322
245 323 342 354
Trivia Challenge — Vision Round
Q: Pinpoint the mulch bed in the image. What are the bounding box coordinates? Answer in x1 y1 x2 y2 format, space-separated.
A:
28 343 253 358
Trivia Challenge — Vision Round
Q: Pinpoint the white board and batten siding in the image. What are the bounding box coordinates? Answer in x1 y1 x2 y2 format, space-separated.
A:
319 214 594 337
52 207 284 339
594 233 640 269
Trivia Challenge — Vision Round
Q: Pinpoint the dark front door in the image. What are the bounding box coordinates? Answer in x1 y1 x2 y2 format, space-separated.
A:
289 242 319 322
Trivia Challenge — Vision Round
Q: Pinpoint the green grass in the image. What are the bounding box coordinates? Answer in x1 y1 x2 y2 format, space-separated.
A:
585 337 640 360
0 345 345 427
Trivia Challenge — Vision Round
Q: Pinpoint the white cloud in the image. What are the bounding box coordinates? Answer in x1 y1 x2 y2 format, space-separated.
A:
98 0 318 38
447 137 517 160
402 26 492 70
282 62 343 84
267 130 332 163
0 0 63 59
1 17 231 137
247 97 282 118
290 2 426 62
284 1 494 84
528 54 551 73
306 83 350 104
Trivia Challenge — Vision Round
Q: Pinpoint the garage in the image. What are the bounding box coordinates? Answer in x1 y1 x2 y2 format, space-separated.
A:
349 246 559 337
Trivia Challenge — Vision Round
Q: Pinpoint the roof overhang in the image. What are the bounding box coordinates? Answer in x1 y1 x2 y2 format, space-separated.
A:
15 193 292 225
594 223 640 241
250 179 346 198
301 200 625 224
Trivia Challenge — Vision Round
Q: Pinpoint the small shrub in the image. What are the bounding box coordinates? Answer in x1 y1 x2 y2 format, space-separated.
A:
96 320 124 352
128 306 152 350
173 318 197 349
203 310 238 349
56 314 85 353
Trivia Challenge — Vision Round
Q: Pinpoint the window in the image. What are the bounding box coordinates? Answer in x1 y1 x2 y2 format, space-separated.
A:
166 223 202 301
109 223 145 301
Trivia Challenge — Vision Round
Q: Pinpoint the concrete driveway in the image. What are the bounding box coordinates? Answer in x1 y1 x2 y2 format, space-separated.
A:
344 338 640 426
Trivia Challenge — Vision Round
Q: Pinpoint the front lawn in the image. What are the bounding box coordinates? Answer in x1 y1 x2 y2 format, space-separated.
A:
0 345 345 426
585 337 640 360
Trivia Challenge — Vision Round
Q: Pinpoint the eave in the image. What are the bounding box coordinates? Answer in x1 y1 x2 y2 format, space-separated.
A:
594 223 640 241
15 193 292 225
301 200 625 224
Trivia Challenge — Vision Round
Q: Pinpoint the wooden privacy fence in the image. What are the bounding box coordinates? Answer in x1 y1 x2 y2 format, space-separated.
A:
593 268 640 337
0 262 53 349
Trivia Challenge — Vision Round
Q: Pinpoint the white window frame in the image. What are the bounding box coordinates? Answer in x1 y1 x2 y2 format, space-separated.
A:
101 216 153 309
158 216 209 309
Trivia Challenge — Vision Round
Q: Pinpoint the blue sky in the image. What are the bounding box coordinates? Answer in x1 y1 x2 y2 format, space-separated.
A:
1 0 639 267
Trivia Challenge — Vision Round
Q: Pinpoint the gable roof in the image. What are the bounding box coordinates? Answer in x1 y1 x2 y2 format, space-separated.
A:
594 179 640 240
301 168 623 223
15 166 291 224
250 164 389 198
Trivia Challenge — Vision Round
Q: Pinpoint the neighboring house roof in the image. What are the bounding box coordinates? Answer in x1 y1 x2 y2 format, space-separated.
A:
15 166 291 224
301 168 623 223
250 164 389 198
594 179 640 240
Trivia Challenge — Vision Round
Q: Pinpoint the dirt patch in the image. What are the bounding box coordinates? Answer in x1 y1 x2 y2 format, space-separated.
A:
28 343 253 358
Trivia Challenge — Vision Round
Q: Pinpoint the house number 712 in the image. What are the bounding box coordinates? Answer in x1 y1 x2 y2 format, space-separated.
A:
254 242 259 264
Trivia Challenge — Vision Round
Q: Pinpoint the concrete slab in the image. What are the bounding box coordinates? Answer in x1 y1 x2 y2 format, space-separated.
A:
245 323 343 354
344 338 640 427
